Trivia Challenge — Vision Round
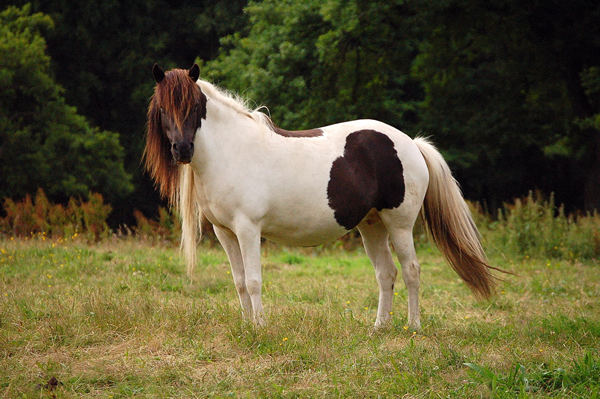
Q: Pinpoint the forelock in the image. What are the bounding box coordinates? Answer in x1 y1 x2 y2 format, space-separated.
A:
151 69 203 129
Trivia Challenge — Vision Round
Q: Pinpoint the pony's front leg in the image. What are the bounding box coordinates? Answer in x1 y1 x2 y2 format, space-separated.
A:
235 223 265 326
213 225 253 319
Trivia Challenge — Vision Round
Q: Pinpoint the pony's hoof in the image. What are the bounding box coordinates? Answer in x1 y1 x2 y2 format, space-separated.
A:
253 315 266 327
373 318 392 331
241 311 253 322
408 321 421 332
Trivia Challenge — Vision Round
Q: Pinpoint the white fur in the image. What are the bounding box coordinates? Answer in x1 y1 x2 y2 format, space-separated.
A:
178 80 480 329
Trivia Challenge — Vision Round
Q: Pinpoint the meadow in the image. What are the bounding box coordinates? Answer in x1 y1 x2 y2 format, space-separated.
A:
1 227 598 397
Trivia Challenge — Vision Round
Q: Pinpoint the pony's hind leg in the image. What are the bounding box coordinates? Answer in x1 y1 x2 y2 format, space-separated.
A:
357 211 398 328
213 225 253 319
385 223 421 331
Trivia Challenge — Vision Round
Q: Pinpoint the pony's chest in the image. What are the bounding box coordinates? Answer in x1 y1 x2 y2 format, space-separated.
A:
192 177 229 228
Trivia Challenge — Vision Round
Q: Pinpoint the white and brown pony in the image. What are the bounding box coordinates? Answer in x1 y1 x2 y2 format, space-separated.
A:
144 64 502 330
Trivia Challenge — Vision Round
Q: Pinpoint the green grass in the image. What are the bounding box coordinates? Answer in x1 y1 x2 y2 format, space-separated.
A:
0 237 599 398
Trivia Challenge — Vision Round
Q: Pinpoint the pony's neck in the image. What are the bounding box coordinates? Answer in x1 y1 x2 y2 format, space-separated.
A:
193 89 268 169
207 91 266 137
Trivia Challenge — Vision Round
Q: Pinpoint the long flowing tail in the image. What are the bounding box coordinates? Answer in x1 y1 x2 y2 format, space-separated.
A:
178 164 202 278
414 137 502 298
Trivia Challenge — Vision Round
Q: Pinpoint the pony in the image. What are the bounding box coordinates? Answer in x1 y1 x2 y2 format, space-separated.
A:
144 64 503 330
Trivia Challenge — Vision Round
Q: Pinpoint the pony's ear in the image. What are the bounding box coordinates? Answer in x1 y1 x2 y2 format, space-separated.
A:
188 64 200 82
153 63 165 83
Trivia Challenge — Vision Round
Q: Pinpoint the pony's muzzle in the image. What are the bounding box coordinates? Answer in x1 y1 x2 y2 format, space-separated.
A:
172 141 194 164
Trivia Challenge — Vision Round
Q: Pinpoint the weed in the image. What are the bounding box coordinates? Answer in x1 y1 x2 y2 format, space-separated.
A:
1 188 111 241
464 351 600 397
481 191 600 260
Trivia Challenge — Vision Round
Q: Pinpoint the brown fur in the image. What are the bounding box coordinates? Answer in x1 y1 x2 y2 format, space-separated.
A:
143 69 207 205
414 138 509 299
273 126 323 137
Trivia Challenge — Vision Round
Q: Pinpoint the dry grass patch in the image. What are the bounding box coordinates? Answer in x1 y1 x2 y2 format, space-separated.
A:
1 237 598 397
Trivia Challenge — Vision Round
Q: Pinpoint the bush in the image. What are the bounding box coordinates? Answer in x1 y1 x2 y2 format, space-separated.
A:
133 207 181 243
0 188 111 241
478 192 600 260
1 188 598 261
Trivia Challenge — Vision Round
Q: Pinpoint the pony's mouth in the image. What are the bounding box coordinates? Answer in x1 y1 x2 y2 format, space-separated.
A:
172 143 194 164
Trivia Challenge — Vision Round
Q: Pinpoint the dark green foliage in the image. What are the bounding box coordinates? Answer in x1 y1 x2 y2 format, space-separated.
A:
205 0 600 212
2 0 600 224
0 5 132 204
204 0 420 131
21 0 247 145
13 0 248 222
411 0 600 210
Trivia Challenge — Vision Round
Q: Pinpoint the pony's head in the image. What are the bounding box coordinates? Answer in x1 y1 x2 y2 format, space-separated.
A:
144 64 207 203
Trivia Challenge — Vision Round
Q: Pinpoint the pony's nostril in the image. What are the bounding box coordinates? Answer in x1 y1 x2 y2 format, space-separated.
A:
190 142 194 149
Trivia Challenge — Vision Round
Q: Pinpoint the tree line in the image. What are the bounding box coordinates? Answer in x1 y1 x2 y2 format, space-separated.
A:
1 0 598 226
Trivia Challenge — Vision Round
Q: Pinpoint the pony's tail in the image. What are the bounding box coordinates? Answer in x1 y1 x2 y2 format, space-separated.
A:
414 137 502 298
178 164 202 278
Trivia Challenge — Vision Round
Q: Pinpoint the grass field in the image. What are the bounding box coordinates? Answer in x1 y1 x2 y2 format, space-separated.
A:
0 236 599 398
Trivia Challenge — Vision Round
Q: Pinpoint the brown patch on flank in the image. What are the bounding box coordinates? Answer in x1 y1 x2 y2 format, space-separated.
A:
327 130 405 230
273 126 323 138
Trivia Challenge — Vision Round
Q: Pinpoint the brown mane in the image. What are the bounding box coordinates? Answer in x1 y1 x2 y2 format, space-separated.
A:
143 68 206 205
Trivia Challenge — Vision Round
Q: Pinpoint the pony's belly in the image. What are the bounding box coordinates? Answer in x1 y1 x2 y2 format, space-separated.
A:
261 218 348 246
